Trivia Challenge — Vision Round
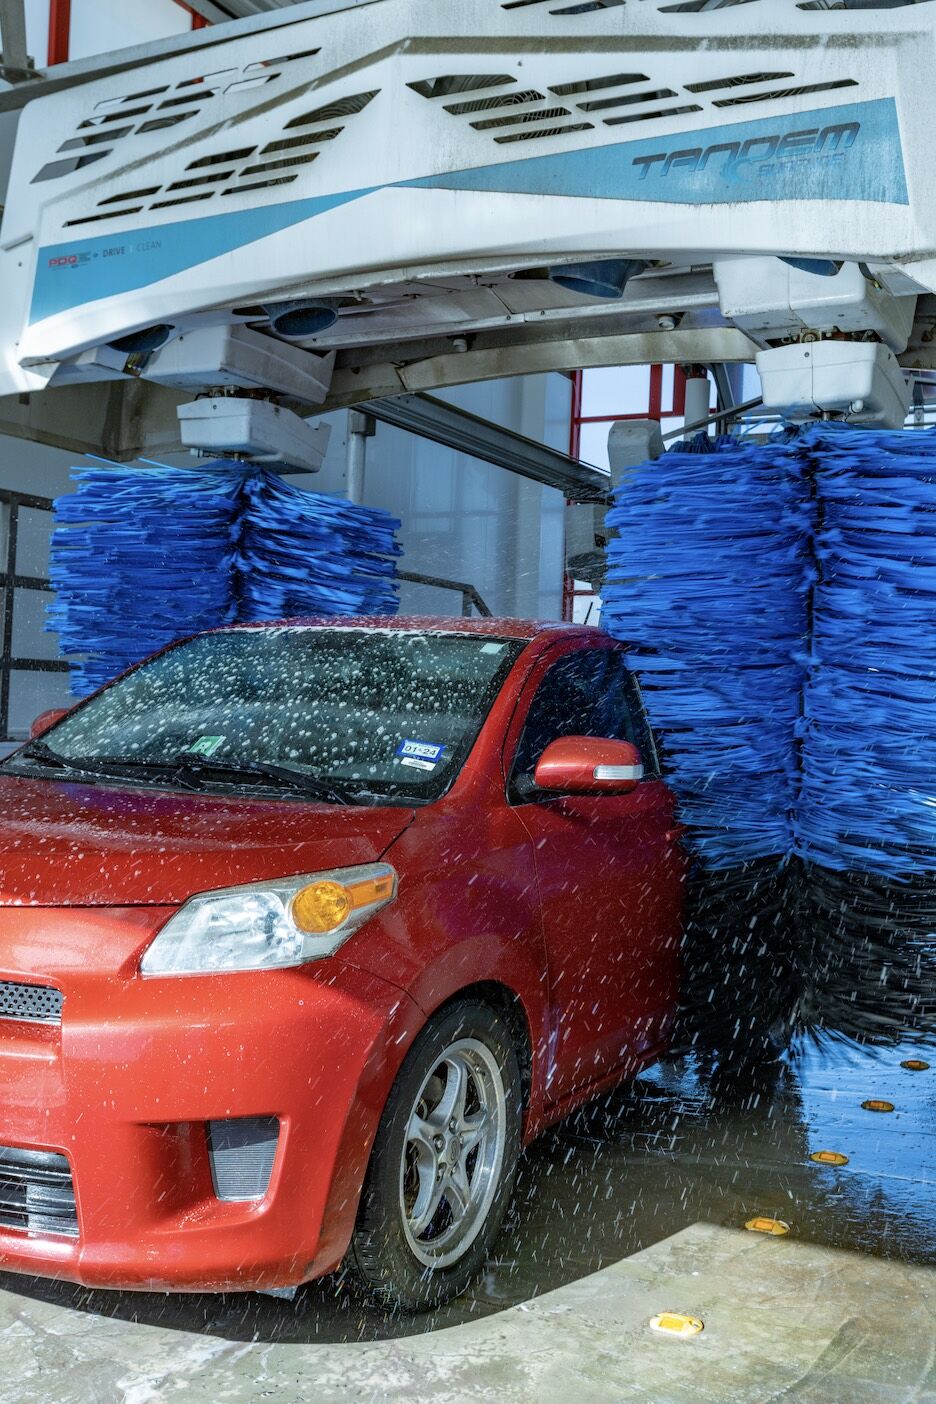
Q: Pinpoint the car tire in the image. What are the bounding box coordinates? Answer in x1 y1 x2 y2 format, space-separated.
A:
348 999 522 1312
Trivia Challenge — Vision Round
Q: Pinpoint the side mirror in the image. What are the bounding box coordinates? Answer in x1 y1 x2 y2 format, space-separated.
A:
30 708 69 740
534 736 644 796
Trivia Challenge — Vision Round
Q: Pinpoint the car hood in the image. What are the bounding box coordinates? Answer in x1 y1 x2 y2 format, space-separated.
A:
0 774 415 907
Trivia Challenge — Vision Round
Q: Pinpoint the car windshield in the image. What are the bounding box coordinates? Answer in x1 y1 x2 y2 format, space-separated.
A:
6 628 523 803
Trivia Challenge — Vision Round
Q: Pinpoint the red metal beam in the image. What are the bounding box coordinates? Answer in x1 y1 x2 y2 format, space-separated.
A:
568 369 583 460
170 0 211 25
47 0 71 66
648 363 663 421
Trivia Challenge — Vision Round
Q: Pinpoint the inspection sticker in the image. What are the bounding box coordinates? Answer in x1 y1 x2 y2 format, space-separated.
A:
396 738 446 770
187 735 226 758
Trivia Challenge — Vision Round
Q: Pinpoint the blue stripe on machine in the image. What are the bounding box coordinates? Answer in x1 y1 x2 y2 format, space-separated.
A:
30 97 907 325
402 98 906 208
30 187 372 324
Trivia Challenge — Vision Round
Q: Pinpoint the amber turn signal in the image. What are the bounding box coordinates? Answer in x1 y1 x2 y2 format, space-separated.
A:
291 872 396 935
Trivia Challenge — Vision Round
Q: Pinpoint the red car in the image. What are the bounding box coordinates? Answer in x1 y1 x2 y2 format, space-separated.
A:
0 617 684 1309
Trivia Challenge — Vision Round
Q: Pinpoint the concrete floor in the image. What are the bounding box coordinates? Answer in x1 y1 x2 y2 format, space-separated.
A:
4 1223 933 1404
1 1035 932 1403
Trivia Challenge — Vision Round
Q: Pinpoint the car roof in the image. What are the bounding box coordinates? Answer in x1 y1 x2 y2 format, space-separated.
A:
225 615 601 643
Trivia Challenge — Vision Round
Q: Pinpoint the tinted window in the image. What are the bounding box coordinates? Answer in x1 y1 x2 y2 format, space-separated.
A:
511 649 657 795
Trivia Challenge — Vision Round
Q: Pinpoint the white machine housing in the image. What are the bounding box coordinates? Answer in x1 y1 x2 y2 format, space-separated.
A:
2 0 936 451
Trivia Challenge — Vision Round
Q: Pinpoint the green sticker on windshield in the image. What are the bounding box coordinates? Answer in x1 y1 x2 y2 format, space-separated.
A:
187 735 225 758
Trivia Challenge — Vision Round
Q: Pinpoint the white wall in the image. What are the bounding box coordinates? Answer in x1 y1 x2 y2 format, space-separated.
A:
20 0 190 67
68 0 189 62
302 376 569 621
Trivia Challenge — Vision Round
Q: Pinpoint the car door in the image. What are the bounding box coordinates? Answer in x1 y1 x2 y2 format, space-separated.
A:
508 644 684 1104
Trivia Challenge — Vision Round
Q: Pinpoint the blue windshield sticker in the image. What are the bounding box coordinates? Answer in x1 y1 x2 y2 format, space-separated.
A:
396 738 446 765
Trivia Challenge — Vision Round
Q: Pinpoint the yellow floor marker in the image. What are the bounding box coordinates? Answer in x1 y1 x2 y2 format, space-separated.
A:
809 1150 849 1166
861 1099 895 1113
649 1313 704 1338
744 1217 790 1236
901 1059 930 1071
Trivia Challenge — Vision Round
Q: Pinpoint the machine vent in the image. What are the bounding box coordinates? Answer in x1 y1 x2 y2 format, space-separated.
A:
502 0 626 10
408 75 516 99
411 74 595 144
412 51 859 141
574 87 679 113
710 78 859 108
61 90 379 227
31 49 324 186
285 90 379 129
604 102 703 126
659 0 759 10
445 89 545 116
684 71 794 94
495 119 593 143
550 73 650 97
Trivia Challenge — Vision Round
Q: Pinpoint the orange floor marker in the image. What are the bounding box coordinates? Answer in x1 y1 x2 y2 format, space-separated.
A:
809 1150 849 1166
650 1313 704 1337
744 1217 790 1236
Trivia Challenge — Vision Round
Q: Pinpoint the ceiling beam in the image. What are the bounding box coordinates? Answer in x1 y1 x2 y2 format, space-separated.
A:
364 393 609 503
182 0 304 19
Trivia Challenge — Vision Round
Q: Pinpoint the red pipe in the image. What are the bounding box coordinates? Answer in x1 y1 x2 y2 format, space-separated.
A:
47 0 71 66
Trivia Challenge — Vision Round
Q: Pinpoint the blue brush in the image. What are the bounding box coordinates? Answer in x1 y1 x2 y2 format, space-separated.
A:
797 422 936 879
603 434 812 869
48 462 401 697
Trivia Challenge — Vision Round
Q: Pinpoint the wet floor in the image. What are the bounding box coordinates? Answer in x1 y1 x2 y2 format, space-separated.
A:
5 1032 932 1350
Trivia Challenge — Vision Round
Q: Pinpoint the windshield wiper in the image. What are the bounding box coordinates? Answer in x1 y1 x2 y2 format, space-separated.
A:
12 742 414 807
11 740 192 787
167 753 357 805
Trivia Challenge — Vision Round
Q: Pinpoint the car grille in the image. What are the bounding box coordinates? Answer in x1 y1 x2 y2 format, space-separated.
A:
0 980 63 1025
0 1146 78 1238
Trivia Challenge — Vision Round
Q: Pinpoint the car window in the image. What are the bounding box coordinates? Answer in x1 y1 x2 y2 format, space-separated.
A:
6 628 524 804
510 649 657 797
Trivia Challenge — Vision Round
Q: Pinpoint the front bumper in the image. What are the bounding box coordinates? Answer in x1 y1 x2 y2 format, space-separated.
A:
0 906 419 1292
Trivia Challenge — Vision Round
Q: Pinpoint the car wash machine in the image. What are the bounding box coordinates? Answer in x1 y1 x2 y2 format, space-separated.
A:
2 0 936 1050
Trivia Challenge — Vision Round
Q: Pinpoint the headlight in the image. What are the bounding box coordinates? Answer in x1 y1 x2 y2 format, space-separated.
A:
140 863 397 977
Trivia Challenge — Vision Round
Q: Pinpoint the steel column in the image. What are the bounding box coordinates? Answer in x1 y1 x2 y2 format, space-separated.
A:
0 0 28 73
